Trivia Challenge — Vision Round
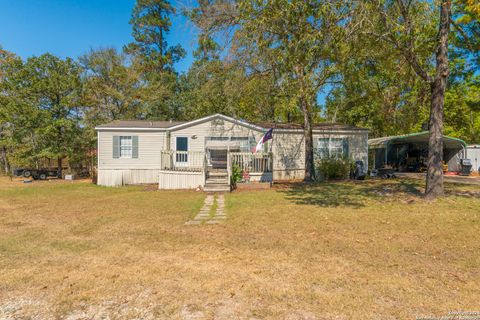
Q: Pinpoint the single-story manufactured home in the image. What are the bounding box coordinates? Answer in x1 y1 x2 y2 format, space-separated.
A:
95 114 368 190
368 132 467 172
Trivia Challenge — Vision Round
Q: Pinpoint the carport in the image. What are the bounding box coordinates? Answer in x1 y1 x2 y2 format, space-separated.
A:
368 132 467 172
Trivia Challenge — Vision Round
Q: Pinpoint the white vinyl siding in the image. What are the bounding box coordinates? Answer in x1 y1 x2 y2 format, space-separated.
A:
272 131 368 180
98 131 165 170
170 119 263 152
271 132 305 180
97 169 162 186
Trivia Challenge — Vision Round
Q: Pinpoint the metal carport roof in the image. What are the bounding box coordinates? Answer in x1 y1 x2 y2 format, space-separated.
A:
368 131 467 149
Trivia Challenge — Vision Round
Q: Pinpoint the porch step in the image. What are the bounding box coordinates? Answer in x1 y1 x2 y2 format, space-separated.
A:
207 170 228 175
204 184 230 192
206 178 228 184
205 167 229 192
204 174 230 192
207 171 228 179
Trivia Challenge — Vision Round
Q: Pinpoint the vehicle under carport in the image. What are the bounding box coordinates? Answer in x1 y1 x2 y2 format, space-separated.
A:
368 132 467 173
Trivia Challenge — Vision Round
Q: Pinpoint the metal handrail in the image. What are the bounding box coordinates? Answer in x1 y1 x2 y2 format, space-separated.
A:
227 150 232 189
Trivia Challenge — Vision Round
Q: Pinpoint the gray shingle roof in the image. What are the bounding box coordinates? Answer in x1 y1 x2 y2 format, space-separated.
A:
96 120 186 129
96 116 367 132
254 122 368 131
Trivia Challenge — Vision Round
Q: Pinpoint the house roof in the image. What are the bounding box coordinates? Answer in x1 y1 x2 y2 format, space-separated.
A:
95 120 185 129
95 114 367 132
254 122 368 131
368 131 467 149
167 114 265 132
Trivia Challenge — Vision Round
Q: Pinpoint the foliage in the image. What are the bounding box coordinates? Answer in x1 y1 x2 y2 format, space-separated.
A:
190 0 357 181
444 76 480 143
80 48 145 126
230 164 242 188
125 0 185 73
0 50 88 174
315 156 351 182
22 54 84 175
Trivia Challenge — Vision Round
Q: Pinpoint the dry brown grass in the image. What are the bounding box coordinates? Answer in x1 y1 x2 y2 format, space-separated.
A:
0 177 479 319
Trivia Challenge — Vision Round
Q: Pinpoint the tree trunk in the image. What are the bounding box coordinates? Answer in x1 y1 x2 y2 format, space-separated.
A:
57 157 63 178
425 80 445 199
425 0 451 199
0 146 9 175
300 95 315 181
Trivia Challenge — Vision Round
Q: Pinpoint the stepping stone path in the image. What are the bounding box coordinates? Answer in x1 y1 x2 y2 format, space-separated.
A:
185 194 226 225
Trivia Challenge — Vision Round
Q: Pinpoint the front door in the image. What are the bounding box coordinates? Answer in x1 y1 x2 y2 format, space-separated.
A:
176 137 188 166
209 149 228 169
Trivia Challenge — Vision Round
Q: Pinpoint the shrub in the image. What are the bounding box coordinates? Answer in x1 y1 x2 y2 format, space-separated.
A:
230 164 242 189
315 156 351 181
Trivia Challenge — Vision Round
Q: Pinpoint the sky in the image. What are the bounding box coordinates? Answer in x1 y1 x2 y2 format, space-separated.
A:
0 0 198 73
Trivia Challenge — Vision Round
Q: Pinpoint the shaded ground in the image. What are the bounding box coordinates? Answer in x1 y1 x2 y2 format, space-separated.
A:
0 177 479 319
396 172 480 185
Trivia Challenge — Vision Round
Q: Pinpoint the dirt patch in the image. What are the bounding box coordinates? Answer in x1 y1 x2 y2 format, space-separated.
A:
235 182 272 192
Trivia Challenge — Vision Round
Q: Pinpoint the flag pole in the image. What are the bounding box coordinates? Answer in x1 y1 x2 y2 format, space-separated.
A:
269 122 275 153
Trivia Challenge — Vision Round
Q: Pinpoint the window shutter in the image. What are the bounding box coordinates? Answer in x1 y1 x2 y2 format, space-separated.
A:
132 136 139 158
343 138 349 159
113 136 119 159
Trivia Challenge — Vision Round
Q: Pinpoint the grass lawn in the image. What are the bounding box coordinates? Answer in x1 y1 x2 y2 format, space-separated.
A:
0 177 479 319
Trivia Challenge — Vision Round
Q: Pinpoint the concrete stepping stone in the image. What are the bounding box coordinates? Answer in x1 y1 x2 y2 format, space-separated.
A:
185 194 227 225
185 220 201 225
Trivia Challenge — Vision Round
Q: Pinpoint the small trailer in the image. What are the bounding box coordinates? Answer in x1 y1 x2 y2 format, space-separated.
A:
13 168 59 180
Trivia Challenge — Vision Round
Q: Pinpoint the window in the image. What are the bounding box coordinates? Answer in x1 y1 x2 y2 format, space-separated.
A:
207 137 229 141
206 136 257 152
231 136 257 152
329 138 345 159
176 137 188 162
120 136 133 158
316 138 330 159
314 137 348 159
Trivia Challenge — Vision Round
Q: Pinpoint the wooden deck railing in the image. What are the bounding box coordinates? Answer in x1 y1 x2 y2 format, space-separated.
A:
229 152 273 173
161 150 205 172
160 150 273 174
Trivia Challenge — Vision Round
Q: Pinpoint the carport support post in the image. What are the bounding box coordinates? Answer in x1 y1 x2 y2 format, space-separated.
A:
385 142 389 166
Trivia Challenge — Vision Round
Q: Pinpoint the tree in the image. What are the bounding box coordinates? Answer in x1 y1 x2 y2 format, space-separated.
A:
191 0 352 181
125 0 187 121
0 48 47 173
125 0 185 73
324 38 431 138
444 76 480 143
357 0 454 199
22 54 83 177
80 48 145 127
0 47 22 174
181 1 300 123
326 1 479 140
242 1 357 180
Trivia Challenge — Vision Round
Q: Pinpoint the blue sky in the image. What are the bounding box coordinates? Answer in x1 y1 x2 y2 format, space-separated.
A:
0 0 198 73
